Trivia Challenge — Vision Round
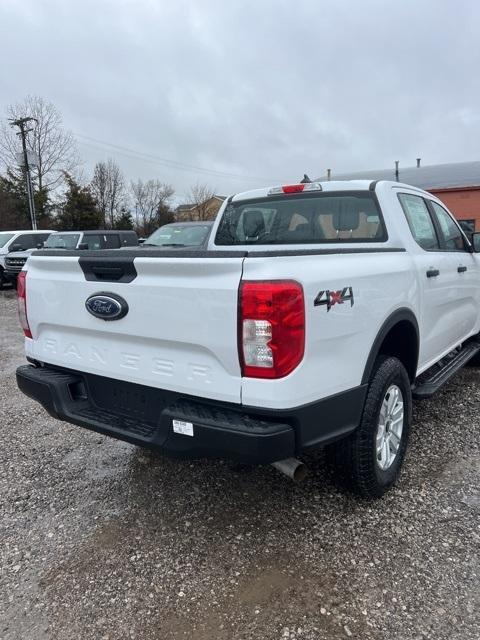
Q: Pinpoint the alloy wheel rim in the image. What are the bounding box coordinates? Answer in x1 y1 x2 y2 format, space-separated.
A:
376 384 404 471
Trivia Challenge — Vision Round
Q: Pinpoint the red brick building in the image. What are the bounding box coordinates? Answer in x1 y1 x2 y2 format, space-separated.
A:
318 161 480 232
428 186 480 233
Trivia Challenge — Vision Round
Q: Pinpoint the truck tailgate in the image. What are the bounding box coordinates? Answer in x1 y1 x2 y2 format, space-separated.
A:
25 253 245 403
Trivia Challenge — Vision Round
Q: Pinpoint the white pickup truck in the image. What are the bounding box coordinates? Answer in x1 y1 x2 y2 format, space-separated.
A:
16 179 480 497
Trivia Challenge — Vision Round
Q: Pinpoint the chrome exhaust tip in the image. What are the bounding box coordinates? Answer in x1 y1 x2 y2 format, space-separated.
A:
271 458 308 483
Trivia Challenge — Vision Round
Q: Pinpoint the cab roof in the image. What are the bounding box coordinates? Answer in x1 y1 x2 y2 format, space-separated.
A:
231 179 430 202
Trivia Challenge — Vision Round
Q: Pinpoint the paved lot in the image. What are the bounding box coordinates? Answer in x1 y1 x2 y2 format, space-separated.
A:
0 288 479 640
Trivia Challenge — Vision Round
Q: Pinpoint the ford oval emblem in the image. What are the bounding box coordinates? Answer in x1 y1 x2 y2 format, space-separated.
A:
85 293 129 321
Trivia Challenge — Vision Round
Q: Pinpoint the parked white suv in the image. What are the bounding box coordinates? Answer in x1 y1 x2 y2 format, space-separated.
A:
0 230 53 289
15 180 480 497
4 230 138 287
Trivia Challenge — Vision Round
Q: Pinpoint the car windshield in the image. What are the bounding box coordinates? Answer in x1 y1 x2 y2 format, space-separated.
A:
145 224 211 247
44 233 81 249
0 233 15 248
215 192 386 245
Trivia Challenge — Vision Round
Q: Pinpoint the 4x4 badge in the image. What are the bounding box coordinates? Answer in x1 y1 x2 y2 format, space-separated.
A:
314 287 354 311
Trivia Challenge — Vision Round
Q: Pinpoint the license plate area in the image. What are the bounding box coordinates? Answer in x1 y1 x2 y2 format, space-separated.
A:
83 373 173 424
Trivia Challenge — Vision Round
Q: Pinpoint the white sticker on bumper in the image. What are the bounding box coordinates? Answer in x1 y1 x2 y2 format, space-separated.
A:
172 419 194 437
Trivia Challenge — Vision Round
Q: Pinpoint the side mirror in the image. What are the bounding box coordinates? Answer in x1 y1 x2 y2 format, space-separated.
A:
472 233 480 252
36 243 44 249
138 238 145 244
9 243 24 252
77 243 89 250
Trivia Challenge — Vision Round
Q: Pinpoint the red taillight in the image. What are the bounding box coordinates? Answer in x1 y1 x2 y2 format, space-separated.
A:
282 184 305 194
239 281 305 379
17 271 32 338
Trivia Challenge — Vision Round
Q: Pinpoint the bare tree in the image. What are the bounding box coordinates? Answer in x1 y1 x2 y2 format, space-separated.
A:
0 95 79 192
91 159 125 228
131 179 174 235
186 182 218 221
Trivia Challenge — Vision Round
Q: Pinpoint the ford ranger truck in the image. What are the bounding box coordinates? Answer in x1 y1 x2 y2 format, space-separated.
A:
15 180 480 497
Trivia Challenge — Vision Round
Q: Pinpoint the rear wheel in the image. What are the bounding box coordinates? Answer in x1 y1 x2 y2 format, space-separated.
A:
327 356 412 498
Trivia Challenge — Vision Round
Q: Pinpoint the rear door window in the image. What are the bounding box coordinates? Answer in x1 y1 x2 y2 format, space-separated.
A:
84 234 104 250
104 234 121 249
398 194 439 251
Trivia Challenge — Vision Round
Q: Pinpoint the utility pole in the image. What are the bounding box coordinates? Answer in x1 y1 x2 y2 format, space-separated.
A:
9 117 38 230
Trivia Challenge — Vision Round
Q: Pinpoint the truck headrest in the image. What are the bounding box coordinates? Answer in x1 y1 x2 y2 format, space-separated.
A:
332 210 359 231
243 210 266 239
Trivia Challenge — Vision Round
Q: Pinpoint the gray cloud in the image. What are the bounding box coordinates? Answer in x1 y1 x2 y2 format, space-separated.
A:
0 0 479 199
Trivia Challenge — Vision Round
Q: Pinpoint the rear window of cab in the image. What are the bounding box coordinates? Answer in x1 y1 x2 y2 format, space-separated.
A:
215 192 386 245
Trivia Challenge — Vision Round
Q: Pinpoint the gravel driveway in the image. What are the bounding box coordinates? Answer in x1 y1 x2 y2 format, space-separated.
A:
0 289 479 640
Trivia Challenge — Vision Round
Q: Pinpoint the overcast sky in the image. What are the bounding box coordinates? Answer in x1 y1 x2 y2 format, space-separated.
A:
0 0 479 201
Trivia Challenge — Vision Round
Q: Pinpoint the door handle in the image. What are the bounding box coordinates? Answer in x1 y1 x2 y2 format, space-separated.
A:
457 266 467 273
426 269 440 278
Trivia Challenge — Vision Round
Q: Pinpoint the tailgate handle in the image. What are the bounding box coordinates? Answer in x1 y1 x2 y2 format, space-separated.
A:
91 266 125 280
79 258 137 283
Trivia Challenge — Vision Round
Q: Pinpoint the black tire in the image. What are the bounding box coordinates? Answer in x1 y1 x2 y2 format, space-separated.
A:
465 351 480 367
0 267 7 291
326 356 412 498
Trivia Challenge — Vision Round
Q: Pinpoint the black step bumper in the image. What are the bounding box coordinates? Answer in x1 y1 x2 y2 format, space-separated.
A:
16 365 296 464
16 364 367 463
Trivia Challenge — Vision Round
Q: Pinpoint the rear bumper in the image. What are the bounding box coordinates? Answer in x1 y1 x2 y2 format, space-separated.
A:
16 364 367 464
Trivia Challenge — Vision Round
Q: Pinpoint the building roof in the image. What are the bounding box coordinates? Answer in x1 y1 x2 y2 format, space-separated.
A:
175 195 226 213
316 161 480 191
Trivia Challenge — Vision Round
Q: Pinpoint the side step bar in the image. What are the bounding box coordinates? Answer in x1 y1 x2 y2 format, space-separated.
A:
413 341 480 399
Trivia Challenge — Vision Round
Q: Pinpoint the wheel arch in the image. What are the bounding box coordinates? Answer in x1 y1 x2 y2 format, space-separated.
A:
362 308 419 384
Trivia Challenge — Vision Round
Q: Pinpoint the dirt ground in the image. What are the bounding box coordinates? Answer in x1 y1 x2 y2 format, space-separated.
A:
0 288 479 639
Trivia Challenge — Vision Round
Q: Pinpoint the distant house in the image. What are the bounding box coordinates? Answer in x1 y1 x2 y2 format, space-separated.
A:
175 195 225 222
316 160 480 232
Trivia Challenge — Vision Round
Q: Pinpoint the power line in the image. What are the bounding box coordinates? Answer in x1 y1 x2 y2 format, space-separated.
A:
74 132 284 183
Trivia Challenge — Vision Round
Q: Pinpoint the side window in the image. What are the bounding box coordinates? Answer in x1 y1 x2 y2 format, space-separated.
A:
15 234 34 250
35 233 50 247
430 202 468 252
398 194 439 251
104 234 120 249
84 234 104 250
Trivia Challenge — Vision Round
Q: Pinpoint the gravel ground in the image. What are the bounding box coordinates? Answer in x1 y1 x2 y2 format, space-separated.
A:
0 288 479 640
